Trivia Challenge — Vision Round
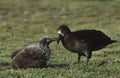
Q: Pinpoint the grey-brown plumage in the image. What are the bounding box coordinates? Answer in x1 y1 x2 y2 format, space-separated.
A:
10 37 57 69
57 25 117 65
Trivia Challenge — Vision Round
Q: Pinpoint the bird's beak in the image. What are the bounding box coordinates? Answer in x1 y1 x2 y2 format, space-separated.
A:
50 37 58 42
57 34 62 44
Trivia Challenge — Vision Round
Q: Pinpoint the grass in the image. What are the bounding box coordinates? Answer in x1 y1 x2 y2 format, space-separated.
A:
0 0 120 78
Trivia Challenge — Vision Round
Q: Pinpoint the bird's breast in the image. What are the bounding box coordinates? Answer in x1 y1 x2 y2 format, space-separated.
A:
61 37 88 53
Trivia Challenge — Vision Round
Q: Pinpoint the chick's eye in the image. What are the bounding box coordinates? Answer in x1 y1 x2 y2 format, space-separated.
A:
47 39 50 42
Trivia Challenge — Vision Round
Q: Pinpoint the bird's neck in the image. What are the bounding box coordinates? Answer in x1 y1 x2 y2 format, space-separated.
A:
64 31 71 36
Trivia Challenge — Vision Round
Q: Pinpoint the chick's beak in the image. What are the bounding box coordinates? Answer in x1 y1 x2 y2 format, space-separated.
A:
57 34 62 44
50 37 58 42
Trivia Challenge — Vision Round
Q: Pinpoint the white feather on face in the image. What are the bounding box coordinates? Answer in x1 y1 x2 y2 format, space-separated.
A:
58 30 64 36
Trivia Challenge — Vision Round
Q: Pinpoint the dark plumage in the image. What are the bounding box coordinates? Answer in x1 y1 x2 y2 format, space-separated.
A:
10 37 57 69
57 25 117 65
11 49 22 59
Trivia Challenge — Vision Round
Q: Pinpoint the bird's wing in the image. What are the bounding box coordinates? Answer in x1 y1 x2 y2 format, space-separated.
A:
20 47 45 60
11 49 22 59
73 30 111 41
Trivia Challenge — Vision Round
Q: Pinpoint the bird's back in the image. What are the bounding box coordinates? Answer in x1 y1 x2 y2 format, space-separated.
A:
73 30 110 40
73 30 116 51
62 30 116 52
25 45 51 60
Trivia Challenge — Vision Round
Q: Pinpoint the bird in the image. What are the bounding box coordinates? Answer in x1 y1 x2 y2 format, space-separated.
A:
10 37 57 69
57 25 117 65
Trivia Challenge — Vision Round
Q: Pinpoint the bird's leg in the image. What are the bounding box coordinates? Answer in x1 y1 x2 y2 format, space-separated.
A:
78 53 81 64
86 58 89 65
84 50 92 65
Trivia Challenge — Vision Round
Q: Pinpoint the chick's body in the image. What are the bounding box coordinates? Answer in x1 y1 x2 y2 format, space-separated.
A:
10 37 56 69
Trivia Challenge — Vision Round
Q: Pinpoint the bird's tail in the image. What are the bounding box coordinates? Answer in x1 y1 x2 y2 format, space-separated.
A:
110 40 117 44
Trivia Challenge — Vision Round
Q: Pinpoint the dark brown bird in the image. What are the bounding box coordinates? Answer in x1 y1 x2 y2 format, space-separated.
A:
57 25 117 65
10 37 57 69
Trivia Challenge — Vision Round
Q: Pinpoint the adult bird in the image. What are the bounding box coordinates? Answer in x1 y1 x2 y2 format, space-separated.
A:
10 37 57 69
57 25 117 65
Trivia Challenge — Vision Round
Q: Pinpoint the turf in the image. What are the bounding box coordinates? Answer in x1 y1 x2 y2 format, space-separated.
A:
0 0 120 78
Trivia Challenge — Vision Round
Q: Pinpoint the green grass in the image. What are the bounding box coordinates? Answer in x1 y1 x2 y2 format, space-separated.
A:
0 0 120 78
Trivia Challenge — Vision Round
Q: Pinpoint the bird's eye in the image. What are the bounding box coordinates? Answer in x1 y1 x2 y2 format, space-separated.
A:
46 39 50 42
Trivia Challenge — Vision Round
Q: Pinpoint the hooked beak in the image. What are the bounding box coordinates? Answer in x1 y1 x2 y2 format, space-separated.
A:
57 34 62 44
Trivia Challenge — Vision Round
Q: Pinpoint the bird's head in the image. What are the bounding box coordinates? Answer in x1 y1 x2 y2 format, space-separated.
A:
39 36 57 46
57 25 71 44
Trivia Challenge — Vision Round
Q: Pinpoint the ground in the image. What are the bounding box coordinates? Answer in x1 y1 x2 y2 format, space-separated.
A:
0 0 120 78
